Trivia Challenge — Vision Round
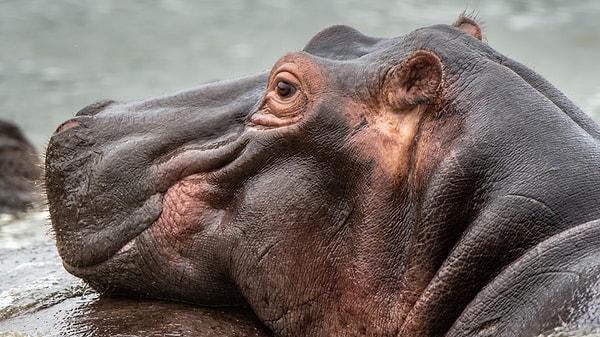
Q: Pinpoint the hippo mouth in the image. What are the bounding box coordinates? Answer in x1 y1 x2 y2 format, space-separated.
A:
46 117 252 270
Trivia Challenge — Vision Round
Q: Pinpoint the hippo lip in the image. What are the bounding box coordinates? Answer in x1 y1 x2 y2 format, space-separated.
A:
151 136 249 193
48 131 251 269
51 189 164 269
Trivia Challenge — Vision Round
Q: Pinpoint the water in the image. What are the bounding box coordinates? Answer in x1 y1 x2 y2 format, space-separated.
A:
0 0 599 335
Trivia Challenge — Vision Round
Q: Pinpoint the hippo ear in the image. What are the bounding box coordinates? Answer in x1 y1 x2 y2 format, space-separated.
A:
383 50 443 111
453 13 483 41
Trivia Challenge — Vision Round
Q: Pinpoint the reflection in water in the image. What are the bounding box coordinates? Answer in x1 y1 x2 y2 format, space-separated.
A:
0 222 271 336
65 297 270 337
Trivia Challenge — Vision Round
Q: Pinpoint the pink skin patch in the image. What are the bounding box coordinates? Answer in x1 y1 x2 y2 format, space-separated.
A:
56 119 82 133
143 174 226 265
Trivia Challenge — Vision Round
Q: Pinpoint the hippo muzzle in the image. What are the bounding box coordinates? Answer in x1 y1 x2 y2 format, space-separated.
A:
46 73 270 303
46 16 600 337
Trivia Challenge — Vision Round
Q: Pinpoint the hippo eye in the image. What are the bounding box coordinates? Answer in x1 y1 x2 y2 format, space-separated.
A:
276 80 296 98
251 70 306 126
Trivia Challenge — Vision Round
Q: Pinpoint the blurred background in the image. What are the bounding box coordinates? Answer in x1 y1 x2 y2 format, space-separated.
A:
1 0 599 153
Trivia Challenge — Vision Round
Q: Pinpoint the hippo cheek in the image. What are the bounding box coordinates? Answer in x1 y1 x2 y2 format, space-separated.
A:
63 173 246 305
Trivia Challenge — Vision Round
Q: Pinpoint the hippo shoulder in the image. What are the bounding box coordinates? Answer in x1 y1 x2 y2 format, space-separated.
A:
449 219 600 337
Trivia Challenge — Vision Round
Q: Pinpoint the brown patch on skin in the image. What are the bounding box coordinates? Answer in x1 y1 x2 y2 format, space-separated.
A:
352 50 444 183
351 104 425 185
152 174 224 243
138 176 210 281
453 13 483 41
137 173 242 304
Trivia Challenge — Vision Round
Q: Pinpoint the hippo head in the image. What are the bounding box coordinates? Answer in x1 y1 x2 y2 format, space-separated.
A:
45 16 600 337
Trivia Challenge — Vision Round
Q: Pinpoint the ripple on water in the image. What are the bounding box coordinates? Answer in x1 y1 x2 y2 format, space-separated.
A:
0 211 92 335
537 327 600 337
0 240 87 321
0 211 51 253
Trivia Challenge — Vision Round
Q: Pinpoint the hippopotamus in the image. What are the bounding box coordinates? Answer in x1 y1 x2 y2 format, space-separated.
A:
44 15 600 337
0 120 42 213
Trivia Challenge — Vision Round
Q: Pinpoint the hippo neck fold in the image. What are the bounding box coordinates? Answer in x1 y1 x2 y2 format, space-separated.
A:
394 40 600 336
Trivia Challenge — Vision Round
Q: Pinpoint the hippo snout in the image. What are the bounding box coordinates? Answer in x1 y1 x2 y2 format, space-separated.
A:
75 99 116 117
46 72 267 304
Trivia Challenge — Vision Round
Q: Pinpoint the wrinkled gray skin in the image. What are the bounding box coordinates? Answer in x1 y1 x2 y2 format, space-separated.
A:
45 16 600 337
0 120 41 213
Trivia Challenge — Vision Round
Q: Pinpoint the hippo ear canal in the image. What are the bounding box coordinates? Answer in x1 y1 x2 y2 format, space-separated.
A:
383 50 443 112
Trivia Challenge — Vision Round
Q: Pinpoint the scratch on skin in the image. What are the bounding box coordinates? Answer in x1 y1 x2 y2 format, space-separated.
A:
504 193 557 219
267 290 331 326
257 240 282 264
329 204 355 241
472 317 501 336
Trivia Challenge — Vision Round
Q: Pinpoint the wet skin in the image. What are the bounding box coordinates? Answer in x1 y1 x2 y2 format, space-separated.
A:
45 16 600 337
0 120 41 213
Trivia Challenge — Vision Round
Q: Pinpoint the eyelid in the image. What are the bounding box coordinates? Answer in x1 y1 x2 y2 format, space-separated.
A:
272 71 301 92
249 63 308 127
